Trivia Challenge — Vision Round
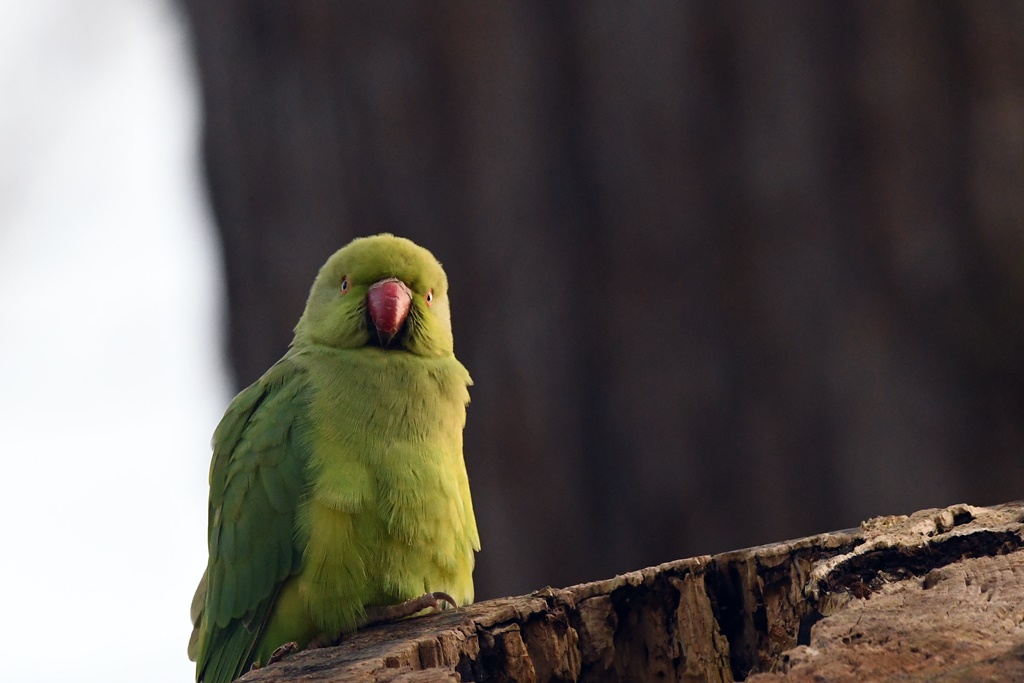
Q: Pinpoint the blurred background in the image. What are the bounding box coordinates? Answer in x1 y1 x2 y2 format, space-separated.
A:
2 1 1022 682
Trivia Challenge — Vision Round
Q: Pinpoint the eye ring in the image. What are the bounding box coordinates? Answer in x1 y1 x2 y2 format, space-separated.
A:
425 289 434 306
340 276 349 295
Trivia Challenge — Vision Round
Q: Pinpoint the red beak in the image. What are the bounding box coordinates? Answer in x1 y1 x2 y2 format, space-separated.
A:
367 278 412 346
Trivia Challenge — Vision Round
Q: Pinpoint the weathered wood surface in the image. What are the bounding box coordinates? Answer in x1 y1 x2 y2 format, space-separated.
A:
240 502 1024 682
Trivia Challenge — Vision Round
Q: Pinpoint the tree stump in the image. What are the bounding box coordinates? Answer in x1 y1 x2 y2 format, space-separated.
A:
239 502 1024 682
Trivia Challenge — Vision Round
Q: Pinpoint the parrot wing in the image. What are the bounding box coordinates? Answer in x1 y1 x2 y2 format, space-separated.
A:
190 358 312 683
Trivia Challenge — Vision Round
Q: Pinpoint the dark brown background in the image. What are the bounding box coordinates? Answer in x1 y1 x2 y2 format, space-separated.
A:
178 1 1024 599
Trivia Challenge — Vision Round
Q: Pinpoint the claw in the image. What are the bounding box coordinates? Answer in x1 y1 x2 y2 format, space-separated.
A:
431 591 458 610
363 591 459 627
266 641 299 666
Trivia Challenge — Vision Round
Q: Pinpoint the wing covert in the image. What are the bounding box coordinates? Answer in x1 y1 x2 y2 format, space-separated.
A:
191 359 312 682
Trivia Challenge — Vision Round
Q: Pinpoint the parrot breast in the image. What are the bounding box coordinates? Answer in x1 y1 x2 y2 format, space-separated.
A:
290 346 477 639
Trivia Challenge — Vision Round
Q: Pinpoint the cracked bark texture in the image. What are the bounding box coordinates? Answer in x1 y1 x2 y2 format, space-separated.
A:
237 502 1024 682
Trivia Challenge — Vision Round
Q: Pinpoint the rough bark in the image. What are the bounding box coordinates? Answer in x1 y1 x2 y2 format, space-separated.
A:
237 502 1024 682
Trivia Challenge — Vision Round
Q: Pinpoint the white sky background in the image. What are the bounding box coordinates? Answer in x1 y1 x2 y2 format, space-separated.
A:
0 1 229 681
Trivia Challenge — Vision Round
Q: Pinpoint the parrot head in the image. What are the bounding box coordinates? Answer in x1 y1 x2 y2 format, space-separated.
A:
294 234 456 357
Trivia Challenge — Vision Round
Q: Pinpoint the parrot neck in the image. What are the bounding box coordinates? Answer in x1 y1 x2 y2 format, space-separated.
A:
291 344 472 468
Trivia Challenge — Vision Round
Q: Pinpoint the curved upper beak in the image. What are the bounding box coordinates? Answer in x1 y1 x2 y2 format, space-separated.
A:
366 278 412 346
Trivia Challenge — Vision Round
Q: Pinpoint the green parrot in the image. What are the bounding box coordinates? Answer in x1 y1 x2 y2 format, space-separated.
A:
187 234 480 683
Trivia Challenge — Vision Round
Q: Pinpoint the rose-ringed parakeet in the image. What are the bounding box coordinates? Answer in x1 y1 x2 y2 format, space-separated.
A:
188 234 479 683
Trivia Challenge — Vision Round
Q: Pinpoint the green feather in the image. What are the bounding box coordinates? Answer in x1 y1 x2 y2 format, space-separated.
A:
191 360 312 680
189 235 479 682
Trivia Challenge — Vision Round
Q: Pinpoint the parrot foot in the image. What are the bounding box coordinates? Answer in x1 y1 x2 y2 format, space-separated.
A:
265 641 299 666
364 591 458 626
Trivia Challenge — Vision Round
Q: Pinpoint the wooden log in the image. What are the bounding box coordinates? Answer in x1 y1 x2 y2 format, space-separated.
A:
239 502 1024 682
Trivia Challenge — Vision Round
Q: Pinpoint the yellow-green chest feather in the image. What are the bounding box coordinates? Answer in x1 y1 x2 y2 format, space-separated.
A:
291 346 478 637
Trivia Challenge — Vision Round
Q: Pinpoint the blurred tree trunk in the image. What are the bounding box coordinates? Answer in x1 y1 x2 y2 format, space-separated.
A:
179 0 1024 599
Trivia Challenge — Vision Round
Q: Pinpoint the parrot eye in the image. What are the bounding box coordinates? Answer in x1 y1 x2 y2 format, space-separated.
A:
340 276 350 295
425 289 433 306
